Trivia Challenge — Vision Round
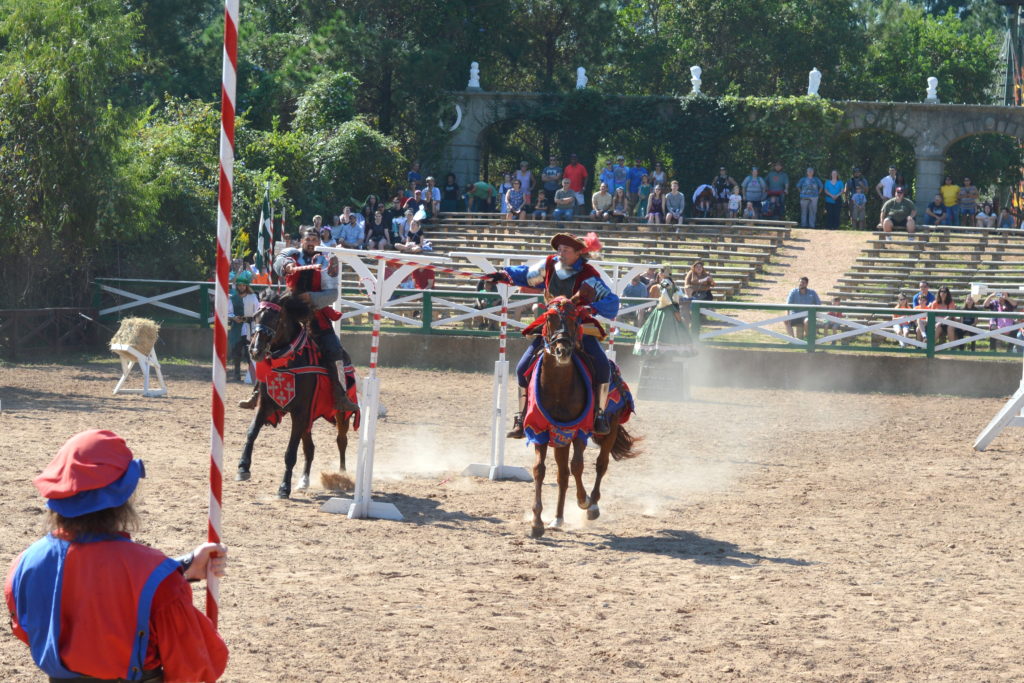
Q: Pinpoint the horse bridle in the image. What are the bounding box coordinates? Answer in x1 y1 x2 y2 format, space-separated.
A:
250 301 285 359
543 300 580 354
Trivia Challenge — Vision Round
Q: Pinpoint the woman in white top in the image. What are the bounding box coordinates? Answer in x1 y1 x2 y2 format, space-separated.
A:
650 161 667 187
496 173 514 213
975 202 997 228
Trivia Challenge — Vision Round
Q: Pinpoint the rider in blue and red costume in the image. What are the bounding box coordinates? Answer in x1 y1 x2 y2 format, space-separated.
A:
239 226 358 413
485 231 620 437
5 429 228 682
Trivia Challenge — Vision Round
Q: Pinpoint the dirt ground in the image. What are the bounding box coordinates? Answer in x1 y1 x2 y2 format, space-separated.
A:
2 358 1024 682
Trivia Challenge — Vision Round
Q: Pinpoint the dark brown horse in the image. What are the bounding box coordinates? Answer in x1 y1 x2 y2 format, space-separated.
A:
236 289 354 499
526 297 639 538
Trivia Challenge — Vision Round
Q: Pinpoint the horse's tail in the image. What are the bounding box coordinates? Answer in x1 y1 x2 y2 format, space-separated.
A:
609 424 641 461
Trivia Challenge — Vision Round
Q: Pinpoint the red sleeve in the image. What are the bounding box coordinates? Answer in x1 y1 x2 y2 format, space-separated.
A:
148 574 228 683
4 552 28 645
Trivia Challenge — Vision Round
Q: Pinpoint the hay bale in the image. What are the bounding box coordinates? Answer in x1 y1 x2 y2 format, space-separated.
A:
110 318 160 356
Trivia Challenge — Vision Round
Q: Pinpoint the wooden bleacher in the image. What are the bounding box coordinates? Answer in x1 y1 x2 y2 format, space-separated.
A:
416 212 795 299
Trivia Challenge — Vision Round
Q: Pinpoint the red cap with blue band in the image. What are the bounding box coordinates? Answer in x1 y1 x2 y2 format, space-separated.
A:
33 429 145 518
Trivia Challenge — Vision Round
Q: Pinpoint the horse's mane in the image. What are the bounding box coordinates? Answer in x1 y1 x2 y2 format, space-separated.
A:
260 287 313 323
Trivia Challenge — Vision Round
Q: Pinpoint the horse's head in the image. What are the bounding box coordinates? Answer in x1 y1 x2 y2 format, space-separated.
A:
249 289 312 362
541 296 581 365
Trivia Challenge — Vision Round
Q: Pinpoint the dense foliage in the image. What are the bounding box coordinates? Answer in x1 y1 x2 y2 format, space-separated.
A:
0 0 1013 307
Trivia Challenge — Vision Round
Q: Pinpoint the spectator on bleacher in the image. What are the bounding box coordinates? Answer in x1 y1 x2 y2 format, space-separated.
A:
913 288 936 341
727 186 742 218
362 195 380 224
408 161 422 185
651 161 667 187
684 260 715 301
541 156 562 207
383 197 404 241
796 167 823 228
394 208 414 243
468 178 496 213
406 179 420 199
924 194 947 226
339 212 364 250
532 190 549 220
880 186 917 240
846 167 869 201
639 266 658 288
312 214 324 238
822 295 844 345
611 187 629 223
598 159 615 195
613 155 630 193
664 180 686 225
319 226 337 248
742 202 756 219
622 273 652 326
365 209 390 250
938 175 961 226
591 182 614 222
505 178 527 220
693 184 714 218
929 285 956 343
958 177 980 226
984 291 1018 352
563 153 588 212
741 167 767 217
395 212 430 254
999 207 1017 229
496 173 513 213
892 293 912 347
975 202 997 228
876 166 898 201
646 184 665 224
636 174 653 218
423 177 441 216
515 161 534 205
441 173 461 212
955 294 980 351
824 169 845 230
475 279 499 331
766 161 789 207
784 276 820 339
850 185 867 230
912 281 934 307
553 178 576 221
628 158 647 214
712 167 737 218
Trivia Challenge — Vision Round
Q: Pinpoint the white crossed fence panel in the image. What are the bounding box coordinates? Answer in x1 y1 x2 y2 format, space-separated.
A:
97 280 208 321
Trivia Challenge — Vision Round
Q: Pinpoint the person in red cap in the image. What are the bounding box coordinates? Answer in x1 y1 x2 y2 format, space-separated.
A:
485 231 620 437
5 429 229 682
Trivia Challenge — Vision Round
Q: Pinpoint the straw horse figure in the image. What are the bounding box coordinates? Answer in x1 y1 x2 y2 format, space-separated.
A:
524 296 639 538
236 289 355 499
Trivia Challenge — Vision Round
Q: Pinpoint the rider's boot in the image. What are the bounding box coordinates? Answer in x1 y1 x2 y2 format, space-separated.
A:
238 384 259 409
330 360 359 413
593 382 611 436
506 387 527 439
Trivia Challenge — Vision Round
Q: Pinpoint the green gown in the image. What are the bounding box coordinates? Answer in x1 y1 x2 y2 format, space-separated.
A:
633 278 696 356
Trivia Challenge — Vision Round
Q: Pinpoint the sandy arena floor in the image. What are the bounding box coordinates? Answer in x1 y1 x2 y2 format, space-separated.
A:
1 358 1023 682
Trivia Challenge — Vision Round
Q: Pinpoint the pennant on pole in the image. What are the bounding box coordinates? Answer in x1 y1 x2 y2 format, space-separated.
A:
254 183 272 275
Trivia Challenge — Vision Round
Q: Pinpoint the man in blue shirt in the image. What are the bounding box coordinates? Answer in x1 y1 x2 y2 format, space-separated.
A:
599 159 615 194
785 276 821 339
912 281 934 307
613 155 629 193
628 159 647 215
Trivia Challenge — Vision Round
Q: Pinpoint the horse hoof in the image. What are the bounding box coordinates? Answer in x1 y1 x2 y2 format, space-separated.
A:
277 484 290 499
587 505 601 521
235 470 251 482
297 474 310 491
547 517 564 530
577 496 591 510
529 526 545 539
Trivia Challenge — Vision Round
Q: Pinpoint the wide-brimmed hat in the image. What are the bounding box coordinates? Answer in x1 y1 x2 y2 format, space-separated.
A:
34 430 145 518
550 233 587 252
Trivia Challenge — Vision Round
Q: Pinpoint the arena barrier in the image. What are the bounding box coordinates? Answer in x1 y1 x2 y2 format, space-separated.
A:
971 283 1024 450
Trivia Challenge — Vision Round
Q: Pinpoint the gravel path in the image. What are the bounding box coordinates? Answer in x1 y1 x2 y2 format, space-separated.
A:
745 229 872 305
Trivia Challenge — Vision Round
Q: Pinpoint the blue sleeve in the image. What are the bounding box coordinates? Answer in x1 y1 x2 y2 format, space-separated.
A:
813 292 822 305
583 276 620 319
504 264 532 288
786 288 797 305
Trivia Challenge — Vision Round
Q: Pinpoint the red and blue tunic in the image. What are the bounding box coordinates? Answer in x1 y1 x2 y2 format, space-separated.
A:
5 532 228 682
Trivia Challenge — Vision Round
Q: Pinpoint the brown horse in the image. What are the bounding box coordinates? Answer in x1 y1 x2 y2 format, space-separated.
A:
236 289 354 499
525 297 639 538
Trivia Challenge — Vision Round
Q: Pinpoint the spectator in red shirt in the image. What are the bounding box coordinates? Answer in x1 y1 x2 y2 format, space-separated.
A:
5 429 229 682
563 153 589 214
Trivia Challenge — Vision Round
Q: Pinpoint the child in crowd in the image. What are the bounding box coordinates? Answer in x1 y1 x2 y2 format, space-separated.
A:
850 186 867 230
823 295 844 345
635 174 653 218
727 186 742 218
742 201 756 219
892 293 912 347
531 190 548 220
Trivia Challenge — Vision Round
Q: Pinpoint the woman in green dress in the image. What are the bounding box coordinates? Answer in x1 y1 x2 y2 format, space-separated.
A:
633 266 697 357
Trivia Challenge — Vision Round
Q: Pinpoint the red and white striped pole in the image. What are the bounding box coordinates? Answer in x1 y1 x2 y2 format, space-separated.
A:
207 0 238 629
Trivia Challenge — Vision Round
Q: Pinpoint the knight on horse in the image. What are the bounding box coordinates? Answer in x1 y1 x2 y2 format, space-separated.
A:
485 231 619 436
239 226 358 414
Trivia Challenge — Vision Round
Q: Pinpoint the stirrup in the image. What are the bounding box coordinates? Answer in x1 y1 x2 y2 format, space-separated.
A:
593 409 610 436
507 412 525 439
